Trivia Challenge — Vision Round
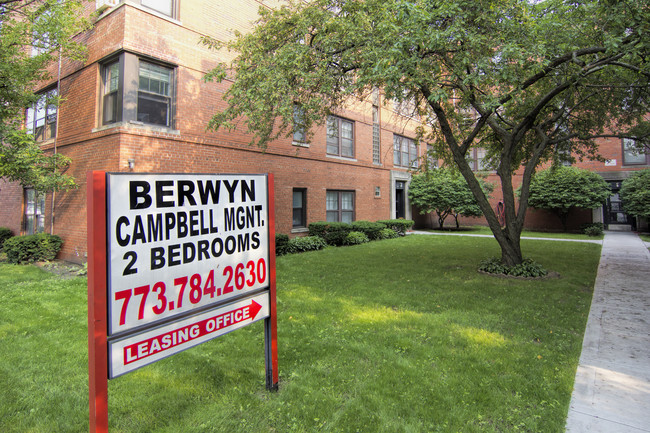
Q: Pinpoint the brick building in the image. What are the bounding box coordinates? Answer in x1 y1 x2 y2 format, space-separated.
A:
0 0 426 262
1 0 648 263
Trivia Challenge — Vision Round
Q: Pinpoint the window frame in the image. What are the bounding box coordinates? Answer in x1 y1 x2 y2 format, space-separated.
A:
100 52 176 129
26 88 58 142
102 59 122 125
326 115 355 158
137 60 173 127
469 147 490 171
292 188 307 228
139 0 177 18
292 104 307 144
393 134 418 169
326 190 355 223
24 188 45 235
622 138 649 166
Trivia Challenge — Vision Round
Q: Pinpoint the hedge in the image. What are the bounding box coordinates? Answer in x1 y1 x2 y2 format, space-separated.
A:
0 227 13 250
350 221 386 240
286 236 327 253
343 231 369 245
376 219 414 236
4 233 63 264
275 233 290 256
308 221 353 246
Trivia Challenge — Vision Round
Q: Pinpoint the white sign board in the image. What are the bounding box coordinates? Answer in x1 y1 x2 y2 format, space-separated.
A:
108 293 270 377
106 173 270 336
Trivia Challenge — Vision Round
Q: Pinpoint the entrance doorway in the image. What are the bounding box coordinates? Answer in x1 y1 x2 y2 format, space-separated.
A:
604 181 635 230
395 181 406 219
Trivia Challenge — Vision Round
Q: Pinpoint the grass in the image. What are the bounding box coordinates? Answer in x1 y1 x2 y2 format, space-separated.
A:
0 235 601 432
423 225 603 240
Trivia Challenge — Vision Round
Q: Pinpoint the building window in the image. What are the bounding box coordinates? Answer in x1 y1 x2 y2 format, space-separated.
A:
292 188 307 228
103 60 121 124
372 106 381 164
24 189 45 235
469 148 489 171
26 89 57 142
100 53 175 128
293 105 306 144
327 116 354 157
393 135 418 168
426 144 439 169
326 190 354 223
623 138 648 165
138 61 172 126
375 186 381 198
140 0 175 18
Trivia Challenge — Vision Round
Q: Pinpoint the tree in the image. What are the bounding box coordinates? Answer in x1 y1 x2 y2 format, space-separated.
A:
0 0 87 191
620 169 650 220
526 166 611 231
409 168 493 229
203 0 650 265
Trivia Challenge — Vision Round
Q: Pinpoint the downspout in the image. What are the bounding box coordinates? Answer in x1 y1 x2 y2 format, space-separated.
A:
50 50 62 235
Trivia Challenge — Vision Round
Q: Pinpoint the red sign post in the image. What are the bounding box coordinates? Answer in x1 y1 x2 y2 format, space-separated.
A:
87 172 278 432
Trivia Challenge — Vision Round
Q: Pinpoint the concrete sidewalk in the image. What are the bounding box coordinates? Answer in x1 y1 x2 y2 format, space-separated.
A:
565 231 650 432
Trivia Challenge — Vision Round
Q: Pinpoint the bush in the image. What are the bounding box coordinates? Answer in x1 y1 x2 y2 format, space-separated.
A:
478 257 548 278
0 227 13 250
4 233 63 264
343 231 369 246
308 221 353 246
376 219 414 236
377 228 399 240
581 223 604 237
286 236 327 253
350 221 386 240
275 233 290 256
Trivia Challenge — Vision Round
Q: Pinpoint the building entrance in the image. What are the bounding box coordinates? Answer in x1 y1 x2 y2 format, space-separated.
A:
604 180 635 230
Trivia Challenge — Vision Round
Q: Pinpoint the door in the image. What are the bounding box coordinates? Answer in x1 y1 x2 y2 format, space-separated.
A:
395 181 406 219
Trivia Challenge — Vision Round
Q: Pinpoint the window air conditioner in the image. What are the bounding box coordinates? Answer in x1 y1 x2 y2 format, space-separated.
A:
96 0 119 13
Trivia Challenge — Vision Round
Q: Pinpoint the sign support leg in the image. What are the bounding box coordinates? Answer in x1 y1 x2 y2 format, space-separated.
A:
87 171 109 433
265 173 279 391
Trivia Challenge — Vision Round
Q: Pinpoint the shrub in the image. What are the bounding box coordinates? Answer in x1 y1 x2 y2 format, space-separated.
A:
286 236 327 253
0 227 13 250
478 257 548 278
581 223 604 237
343 231 369 246
376 219 414 236
377 228 399 240
350 221 386 240
275 233 290 256
308 221 353 246
4 233 63 264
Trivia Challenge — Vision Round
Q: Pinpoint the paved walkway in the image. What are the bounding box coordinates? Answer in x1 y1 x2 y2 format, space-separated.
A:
565 231 650 433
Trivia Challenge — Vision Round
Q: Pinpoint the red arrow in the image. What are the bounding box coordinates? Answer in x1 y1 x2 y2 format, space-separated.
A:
248 299 263 320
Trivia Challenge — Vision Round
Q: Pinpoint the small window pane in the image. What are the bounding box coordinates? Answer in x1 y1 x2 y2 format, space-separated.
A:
293 190 303 208
623 138 646 164
326 191 338 211
141 0 173 17
341 192 354 211
139 62 171 96
326 211 339 222
138 93 169 125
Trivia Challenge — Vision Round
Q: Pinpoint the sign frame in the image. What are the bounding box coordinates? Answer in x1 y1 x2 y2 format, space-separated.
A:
87 171 278 433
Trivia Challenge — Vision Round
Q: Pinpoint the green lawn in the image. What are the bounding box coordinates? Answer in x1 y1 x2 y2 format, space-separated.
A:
0 235 601 432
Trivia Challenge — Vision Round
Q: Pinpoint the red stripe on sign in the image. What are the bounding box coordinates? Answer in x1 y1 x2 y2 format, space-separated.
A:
123 300 263 364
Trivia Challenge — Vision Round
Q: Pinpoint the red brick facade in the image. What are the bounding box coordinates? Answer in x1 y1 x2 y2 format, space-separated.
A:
0 1 423 262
